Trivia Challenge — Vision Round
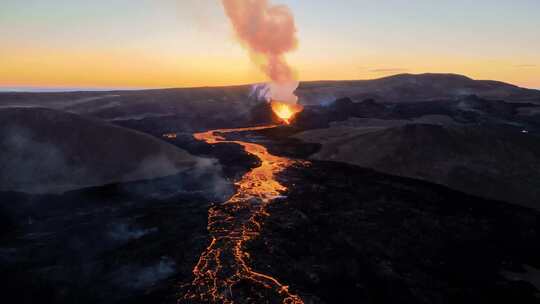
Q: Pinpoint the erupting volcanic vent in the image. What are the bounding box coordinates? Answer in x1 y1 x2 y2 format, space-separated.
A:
271 101 303 124
222 0 303 123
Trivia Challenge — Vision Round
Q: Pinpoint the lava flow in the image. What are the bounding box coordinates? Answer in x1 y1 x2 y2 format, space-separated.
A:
182 125 304 304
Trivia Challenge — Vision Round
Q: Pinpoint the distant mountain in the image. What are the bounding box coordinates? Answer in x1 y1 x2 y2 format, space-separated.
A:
0 85 255 121
0 86 263 134
2 74 538 124
0 108 215 194
297 73 540 105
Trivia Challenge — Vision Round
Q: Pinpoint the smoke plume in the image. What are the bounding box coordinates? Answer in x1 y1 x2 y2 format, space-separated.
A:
222 0 299 104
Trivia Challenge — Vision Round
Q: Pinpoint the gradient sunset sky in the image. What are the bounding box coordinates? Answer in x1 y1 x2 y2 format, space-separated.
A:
2 0 539 89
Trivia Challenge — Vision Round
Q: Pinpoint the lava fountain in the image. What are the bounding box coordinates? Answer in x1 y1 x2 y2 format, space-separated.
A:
271 101 303 125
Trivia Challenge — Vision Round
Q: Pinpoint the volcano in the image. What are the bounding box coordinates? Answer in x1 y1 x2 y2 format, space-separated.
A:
1 74 540 304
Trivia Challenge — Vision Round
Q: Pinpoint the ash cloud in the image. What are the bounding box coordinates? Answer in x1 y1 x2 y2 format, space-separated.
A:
221 0 300 105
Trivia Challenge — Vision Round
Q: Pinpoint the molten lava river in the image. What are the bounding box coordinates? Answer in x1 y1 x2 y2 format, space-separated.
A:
182 125 305 304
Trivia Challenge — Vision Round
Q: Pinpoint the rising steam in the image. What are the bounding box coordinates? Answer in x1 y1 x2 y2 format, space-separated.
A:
222 0 299 105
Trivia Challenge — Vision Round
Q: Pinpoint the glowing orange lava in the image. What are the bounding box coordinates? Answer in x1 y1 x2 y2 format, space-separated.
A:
271 101 303 125
182 125 305 304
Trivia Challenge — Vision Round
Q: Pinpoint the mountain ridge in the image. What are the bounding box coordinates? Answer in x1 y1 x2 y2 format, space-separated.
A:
1 73 537 96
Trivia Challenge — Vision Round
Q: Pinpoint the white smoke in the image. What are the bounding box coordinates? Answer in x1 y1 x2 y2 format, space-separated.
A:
250 81 299 105
267 81 299 104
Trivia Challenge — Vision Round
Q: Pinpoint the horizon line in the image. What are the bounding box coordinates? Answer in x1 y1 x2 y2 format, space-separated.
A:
1 73 538 93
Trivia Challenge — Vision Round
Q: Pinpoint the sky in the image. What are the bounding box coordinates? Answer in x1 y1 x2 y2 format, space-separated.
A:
1 0 539 89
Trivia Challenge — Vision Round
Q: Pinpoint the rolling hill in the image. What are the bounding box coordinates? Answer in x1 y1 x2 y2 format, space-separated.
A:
296 121 540 208
297 73 540 105
0 107 216 194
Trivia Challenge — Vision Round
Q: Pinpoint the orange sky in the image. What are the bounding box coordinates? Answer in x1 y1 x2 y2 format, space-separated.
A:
1 1 539 89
